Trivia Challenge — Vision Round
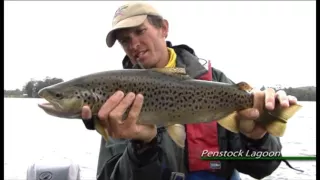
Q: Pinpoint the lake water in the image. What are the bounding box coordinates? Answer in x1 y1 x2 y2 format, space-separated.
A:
4 98 316 180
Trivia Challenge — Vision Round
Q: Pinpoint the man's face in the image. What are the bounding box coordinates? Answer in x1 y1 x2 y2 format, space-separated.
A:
115 19 168 68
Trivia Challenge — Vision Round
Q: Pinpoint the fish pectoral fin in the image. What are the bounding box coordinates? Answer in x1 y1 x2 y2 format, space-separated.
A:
216 112 240 133
93 117 110 142
166 124 186 148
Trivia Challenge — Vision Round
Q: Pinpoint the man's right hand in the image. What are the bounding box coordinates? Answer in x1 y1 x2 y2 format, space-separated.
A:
81 91 157 143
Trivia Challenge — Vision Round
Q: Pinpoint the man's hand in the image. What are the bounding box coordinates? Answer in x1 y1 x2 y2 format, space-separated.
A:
236 88 298 139
81 91 157 143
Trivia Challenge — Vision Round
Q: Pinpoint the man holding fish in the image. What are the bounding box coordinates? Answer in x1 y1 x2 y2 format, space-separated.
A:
81 2 299 180
38 2 300 180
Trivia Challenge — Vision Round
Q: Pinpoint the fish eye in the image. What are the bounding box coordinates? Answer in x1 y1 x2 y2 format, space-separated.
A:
55 93 63 99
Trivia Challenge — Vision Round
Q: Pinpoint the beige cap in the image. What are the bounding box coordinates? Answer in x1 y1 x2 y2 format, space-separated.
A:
106 2 162 47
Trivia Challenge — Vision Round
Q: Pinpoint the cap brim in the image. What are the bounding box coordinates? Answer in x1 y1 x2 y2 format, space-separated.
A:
106 15 148 48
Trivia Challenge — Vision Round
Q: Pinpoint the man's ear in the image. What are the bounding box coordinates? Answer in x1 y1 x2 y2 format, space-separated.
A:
162 19 169 38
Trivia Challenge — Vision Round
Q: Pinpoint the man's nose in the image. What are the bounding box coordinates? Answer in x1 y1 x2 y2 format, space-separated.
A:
129 35 140 50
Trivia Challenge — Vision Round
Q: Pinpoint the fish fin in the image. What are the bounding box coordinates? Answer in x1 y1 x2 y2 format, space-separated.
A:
238 119 256 133
235 82 254 92
151 67 188 75
93 118 110 142
166 124 186 148
267 104 303 123
216 112 240 133
217 104 302 137
264 120 287 137
257 104 303 136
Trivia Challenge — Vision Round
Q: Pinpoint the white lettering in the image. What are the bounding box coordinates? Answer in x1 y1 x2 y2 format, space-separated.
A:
245 150 282 159
201 150 208 157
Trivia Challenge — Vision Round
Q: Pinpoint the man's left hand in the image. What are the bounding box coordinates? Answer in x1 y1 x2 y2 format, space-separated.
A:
236 88 298 140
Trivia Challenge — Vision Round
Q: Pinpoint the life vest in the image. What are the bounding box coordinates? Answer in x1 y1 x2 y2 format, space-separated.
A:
185 60 221 172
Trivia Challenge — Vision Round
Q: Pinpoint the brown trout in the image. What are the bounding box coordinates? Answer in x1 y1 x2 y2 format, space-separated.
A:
37 68 302 148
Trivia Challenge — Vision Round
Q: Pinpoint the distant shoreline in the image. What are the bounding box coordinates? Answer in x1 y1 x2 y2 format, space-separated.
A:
4 76 316 101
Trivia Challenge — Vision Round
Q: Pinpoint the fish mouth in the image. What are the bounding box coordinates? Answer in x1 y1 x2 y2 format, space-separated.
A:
38 102 59 112
38 101 80 119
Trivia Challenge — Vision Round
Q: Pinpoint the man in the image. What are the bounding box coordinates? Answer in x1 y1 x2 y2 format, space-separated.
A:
81 2 298 180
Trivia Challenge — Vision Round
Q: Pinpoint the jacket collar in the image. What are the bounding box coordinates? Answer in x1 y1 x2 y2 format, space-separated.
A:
121 41 208 78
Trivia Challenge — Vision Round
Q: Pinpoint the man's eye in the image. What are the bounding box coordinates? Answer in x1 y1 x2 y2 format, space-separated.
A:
119 39 128 45
136 29 146 35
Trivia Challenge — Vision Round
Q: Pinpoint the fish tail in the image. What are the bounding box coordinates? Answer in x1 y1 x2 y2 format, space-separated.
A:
268 104 303 123
259 104 303 136
216 104 303 137
264 120 287 137
93 118 110 142
166 124 186 148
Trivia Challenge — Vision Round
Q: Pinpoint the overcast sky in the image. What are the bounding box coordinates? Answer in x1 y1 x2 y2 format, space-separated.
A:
4 1 316 90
